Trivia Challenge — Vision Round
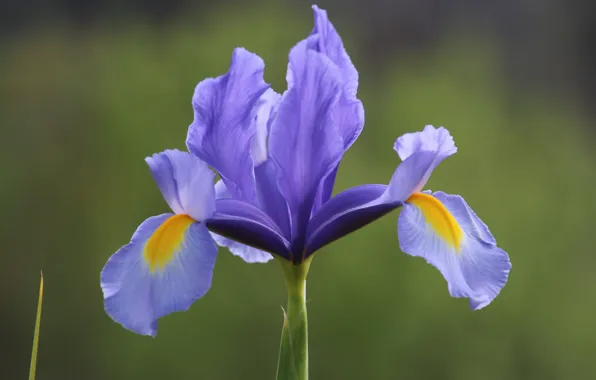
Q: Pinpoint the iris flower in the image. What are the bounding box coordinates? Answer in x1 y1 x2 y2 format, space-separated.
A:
100 5 511 379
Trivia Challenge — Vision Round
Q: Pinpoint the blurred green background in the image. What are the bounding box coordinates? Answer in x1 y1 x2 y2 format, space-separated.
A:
3 1 596 379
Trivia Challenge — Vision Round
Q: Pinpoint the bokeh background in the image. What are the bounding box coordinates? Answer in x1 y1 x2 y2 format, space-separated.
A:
2 0 596 379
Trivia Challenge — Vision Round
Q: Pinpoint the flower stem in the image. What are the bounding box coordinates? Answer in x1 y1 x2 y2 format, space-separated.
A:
276 258 311 380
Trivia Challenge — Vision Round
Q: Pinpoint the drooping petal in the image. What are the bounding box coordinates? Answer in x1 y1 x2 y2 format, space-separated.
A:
306 184 397 255
206 198 291 259
101 214 218 337
432 191 496 245
398 191 510 310
269 43 344 254
187 48 270 203
146 150 215 221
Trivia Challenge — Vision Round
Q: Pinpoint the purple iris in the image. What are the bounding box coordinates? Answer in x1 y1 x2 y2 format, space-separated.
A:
100 5 511 337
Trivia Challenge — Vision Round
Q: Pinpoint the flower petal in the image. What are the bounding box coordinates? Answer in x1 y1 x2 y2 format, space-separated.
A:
146 150 216 221
433 191 497 245
309 5 359 98
211 233 273 263
393 125 456 193
187 48 270 203
214 179 231 199
398 192 510 310
269 43 343 253
251 89 280 166
384 151 437 202
101 214 218 337
305 150 438 255
206 198 291 259
394 125 457 161
255 159 291 238
212 175 280 262
306 184 398 255
301 6 366 213
309 5 364 150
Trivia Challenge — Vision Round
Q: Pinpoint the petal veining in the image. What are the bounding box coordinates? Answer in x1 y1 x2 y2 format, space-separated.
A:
269 44 343 254
309 5 364 150
187 48 270 203
310 5 359 98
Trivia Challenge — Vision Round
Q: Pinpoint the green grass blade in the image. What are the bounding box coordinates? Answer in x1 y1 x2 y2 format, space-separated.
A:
29 271 43 380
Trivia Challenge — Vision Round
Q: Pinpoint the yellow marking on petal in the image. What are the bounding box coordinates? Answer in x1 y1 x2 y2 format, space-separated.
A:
144 214 194 273
407 192 463 251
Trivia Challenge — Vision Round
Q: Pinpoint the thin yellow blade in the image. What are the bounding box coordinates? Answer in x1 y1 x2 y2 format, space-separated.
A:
29 271 43 380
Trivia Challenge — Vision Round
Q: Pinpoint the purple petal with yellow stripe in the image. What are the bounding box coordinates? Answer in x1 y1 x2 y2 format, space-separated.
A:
398 191 510 310
101 213 218 337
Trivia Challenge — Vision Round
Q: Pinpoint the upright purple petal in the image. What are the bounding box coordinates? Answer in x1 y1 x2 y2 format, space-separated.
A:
310 5 359 97
269 43 344 257
146 149 215 221
287 7 364 152
295 6 365 212
187 48 270 203
309 5 364 150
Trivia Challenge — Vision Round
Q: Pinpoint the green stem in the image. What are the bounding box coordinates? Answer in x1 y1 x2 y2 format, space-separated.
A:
29 272 43 380
276 258 311 380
